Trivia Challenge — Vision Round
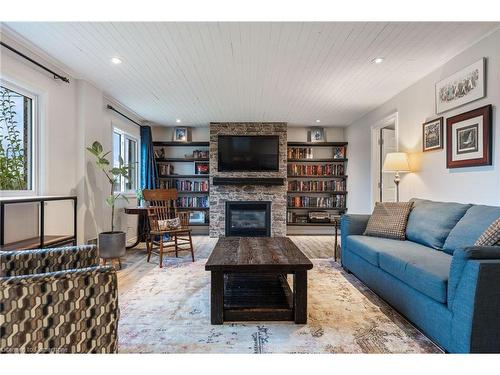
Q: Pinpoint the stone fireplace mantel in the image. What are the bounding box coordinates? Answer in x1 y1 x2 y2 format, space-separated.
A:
209 122 287 237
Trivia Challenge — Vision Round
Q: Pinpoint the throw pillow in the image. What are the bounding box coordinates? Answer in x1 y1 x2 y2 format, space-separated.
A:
157 217 181 231
364 202 414 240
474 218 500 246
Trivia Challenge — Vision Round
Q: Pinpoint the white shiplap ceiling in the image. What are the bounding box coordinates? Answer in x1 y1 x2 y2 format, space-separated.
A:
3 22 499 126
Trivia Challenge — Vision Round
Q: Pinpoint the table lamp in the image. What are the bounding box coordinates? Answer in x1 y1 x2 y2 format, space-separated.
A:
382 152 410 202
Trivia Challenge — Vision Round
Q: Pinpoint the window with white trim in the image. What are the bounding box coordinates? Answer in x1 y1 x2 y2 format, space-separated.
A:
0 81 36 193
113 128 138 193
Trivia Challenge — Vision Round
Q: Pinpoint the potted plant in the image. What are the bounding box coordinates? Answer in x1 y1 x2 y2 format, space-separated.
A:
87 141 130 264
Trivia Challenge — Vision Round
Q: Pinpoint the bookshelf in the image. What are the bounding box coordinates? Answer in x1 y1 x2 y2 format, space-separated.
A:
153 141 210 227
286 141 348 227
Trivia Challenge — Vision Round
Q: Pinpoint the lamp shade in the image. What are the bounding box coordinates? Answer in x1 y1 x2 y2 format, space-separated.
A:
383 152 410 172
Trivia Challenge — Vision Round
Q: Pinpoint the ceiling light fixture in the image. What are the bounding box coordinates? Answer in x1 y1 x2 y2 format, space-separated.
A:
176 119 181 123
111 57 122 64
372 57 384 64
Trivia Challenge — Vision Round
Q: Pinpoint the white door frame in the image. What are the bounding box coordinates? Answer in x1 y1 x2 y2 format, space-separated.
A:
370 112 399 210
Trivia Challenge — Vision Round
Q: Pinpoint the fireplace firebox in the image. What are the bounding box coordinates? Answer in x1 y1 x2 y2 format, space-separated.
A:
225 201 271 237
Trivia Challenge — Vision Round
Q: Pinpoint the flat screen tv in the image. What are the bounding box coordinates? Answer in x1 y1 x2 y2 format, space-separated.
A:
218 135 279 172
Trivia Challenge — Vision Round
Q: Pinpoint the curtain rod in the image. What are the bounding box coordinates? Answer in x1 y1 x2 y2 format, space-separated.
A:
0 41 70 83
107 104 142 127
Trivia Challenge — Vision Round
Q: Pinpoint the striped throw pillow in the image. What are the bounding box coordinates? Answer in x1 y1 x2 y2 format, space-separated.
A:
474 218 500 246
364 202 414 241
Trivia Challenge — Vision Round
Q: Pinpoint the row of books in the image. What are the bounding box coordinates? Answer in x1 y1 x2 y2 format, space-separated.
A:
175 180 209 192
176 196 209 209
287 147 313 159
287 195 346 208
288 163 345 176
288 180 345 192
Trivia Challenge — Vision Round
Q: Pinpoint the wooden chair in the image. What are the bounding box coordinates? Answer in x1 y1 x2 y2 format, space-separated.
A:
143 189 195 268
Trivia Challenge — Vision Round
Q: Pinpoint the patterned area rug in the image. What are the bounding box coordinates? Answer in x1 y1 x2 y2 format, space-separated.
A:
118 259 441 353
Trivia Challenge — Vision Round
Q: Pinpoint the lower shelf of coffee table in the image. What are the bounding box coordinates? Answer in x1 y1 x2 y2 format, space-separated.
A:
223 273 294 321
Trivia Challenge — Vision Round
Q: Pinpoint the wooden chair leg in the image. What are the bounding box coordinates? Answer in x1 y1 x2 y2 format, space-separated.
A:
103 258 107 266
118 258 122 270
189 232 195 262
146 236 152 262
159 237 164 268
174 234 178 257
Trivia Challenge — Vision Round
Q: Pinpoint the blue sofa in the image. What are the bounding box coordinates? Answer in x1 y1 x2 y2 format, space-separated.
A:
341 198 500 353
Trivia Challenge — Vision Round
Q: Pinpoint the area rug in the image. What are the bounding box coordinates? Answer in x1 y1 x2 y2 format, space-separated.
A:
117 259 442 353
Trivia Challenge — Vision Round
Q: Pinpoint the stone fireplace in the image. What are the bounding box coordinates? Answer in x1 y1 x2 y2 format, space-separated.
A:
209 122 287 237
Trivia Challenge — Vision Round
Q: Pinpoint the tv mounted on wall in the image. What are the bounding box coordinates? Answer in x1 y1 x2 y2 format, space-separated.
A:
218 135 280 172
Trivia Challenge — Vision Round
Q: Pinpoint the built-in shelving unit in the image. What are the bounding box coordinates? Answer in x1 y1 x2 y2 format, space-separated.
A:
286 141 348 227
153 141 210 227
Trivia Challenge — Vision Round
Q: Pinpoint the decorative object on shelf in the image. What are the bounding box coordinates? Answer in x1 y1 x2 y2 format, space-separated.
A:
189 211 206 224
446 104 492 169
309 127 325 142
192 149 209 159
333 146 346 159
422 117 444 152
195 161 209 174
173 127 188 142
382 152 410 202
308 211 331 223
435 58 486 114
86 141 130 268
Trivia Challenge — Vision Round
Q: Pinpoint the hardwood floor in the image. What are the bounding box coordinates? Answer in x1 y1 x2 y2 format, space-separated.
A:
116 235 337 294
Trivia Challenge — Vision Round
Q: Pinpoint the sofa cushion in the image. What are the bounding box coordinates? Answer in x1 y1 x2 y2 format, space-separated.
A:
406 198 471 250
346 234 452 303
378 247 452 304
346 235 435 266
443 205 500 254
364 202 413 240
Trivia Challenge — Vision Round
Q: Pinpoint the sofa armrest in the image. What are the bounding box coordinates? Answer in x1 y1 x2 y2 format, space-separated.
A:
0 245 99 277
448 246 500 306
448 246 500 353
0 265 119 353
340 214 370 237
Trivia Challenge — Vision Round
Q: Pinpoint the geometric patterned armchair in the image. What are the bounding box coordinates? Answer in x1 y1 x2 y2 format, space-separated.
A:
0 245 119 353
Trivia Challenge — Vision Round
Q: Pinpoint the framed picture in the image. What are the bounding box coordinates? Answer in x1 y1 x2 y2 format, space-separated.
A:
435 58 486 114
446 104 492 168
174 127 188 142
422 117 443 152
309 127 325 142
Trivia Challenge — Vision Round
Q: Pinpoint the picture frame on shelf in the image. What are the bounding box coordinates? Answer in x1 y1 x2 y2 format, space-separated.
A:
195 161 209 175
422 117 443 152
309 127 325 143
435 58 486 114
173 127 189 142
446 104 492 169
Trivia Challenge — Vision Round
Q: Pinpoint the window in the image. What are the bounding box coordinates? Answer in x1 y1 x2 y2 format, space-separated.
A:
113 128 138 193
0 82 35 192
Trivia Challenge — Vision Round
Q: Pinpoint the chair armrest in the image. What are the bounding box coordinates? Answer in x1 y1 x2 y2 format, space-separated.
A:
0 245 99 277
448 246 500 352
0 266 119 353
340 214 371 237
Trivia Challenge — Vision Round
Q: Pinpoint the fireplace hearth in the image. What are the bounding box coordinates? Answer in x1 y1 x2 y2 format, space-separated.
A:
225 201 271 237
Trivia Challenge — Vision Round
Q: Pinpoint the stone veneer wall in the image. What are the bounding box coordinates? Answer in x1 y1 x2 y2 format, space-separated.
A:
209 122 287 237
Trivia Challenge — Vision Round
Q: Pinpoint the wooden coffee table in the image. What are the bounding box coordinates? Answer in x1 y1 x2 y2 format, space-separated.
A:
205 237 313 325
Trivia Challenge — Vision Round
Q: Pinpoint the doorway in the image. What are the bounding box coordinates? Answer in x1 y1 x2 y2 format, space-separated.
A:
371 113 398 208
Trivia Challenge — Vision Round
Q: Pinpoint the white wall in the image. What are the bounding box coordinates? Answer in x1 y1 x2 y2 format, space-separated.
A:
1 32 143 245
346 28 500 214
